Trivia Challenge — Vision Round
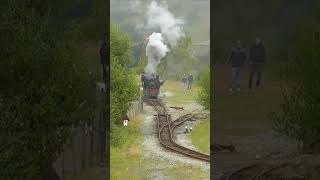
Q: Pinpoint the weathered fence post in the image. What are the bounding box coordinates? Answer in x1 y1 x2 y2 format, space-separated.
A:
61 151 64 179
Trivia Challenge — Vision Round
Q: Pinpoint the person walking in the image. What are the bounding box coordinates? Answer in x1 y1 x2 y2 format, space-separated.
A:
227 40 246 94
182 74 187 90
187 73 193 90
248 35 266 89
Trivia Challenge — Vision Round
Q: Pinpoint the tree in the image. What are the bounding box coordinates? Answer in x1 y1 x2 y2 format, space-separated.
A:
110 25 140 147
110 26 132 66
0 1 97 179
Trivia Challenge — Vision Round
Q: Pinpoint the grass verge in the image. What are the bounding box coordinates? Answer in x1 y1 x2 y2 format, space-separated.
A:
110 115 144 180
161 80 199 106
190 118 210 154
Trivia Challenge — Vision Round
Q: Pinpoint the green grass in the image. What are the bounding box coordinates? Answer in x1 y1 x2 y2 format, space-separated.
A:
190 118 210 154
110 115 144 180
109 80 210 179
109 114 209 180
161 80 199 106
163 80 210 154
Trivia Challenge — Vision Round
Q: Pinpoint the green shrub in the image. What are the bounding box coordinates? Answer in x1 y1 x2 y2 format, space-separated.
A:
110 25 140 147
197 67 210 110
271 29 320 153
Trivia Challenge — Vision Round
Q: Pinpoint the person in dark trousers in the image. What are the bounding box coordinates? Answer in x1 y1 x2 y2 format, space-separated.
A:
227 40 246 93
182 74 187 90
248 35 266 89
187 73 193 90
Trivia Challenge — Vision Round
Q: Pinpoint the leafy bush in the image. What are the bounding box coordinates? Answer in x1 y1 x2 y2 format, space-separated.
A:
110 26 132 66
197 67 210 110
110 25 140 147
271 30 320 153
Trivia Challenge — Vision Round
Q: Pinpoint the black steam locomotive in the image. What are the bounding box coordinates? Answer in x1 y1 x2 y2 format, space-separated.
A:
141 73 165 99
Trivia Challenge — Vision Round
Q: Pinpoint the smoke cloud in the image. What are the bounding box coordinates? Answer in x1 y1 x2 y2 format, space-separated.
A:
145 32 169 77
129 0 143 14
143 1 185 77
146 1 185 46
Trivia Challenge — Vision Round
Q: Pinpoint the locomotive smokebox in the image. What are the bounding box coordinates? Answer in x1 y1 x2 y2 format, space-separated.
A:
141 72 164 100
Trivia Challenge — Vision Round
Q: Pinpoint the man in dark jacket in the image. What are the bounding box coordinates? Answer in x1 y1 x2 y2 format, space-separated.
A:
227 40 246 93
248 35 266 89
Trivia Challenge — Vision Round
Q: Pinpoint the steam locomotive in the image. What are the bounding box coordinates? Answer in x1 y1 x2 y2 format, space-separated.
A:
141 73 165 99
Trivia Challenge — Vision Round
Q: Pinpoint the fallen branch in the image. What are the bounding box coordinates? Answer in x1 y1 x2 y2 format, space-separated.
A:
169 106 184 110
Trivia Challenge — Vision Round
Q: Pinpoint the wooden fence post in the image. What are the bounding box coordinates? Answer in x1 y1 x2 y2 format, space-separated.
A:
61 151 64 179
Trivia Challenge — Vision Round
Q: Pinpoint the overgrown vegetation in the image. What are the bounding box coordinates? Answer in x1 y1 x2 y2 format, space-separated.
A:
0 1 97 179
190 118 210 154
110 116 143 179
196 67 210 110
271 29 320 153
110 25 140 147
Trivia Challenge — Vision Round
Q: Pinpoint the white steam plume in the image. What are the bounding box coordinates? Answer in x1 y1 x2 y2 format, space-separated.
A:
143 1 185 77
146 1 185 46
145 33 168 77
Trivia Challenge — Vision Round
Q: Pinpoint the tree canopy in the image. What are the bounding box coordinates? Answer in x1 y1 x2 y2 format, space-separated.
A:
110 25 140 147
0 1 97 179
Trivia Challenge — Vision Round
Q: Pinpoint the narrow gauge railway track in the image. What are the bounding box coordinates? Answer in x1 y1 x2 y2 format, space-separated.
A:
149 100 210 162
